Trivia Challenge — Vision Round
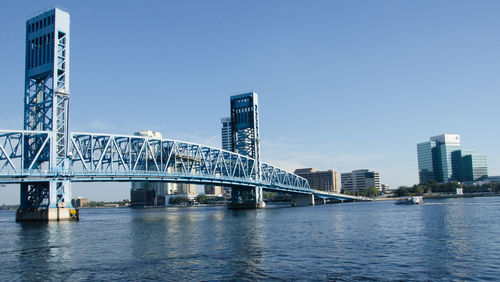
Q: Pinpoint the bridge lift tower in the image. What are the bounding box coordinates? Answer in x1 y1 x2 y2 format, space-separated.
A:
16 8 74 221
228 92 265 209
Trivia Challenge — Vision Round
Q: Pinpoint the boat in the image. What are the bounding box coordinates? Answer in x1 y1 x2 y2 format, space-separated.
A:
395 196 423 205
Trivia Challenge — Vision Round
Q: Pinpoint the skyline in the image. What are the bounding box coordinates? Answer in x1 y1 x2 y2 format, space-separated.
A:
1 0 500 204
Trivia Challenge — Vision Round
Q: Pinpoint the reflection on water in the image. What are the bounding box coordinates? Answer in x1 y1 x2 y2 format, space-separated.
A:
0 197 499 280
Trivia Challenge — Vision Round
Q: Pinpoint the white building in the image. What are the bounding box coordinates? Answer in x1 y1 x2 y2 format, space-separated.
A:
341 169 381 192
221 117 232 151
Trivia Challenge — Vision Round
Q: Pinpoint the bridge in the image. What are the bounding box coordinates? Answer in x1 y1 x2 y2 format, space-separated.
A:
0 8 366 221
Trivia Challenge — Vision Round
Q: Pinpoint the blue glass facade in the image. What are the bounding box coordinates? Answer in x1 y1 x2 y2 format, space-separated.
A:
462 153 488 182
432 142 461 183
417 141 435 183
417 134 488 184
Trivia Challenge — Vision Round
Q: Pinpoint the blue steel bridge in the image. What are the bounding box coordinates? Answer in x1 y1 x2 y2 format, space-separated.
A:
1 8 366 221
0 130 363 200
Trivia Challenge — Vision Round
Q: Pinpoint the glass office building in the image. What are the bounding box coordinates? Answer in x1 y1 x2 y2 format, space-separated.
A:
417 141 436 183
417 134 488 184
452 150 488 182
431 135 461 183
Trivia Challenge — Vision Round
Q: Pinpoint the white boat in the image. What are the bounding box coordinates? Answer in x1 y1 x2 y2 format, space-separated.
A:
395 196 423 205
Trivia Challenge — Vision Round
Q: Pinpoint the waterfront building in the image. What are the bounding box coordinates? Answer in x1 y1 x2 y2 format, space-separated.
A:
294 168 340 193
205 185 223 196
221 117 232 151
341 169 381 192
487 176 500 183
216 117 232 198
417 134 460 183
381 184 390 193
71 197 88 208
417 134 488 184
451 150 488 182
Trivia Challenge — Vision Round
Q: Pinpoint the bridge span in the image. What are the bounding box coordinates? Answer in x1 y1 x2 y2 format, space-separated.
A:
0 130 365 201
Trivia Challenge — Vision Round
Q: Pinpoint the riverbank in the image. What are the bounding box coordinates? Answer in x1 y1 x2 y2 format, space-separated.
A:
373 192 500 201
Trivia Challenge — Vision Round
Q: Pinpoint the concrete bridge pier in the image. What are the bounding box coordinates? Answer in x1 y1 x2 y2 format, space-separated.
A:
16 181 79 222
228 186 265 209
291 193 315 206
316 198 327 205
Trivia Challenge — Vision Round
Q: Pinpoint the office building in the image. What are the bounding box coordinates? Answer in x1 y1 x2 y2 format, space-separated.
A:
417 134 461 183
417 134 487 184
451 150 488 182
294 168 340 193
221 117 232 151
71 197 88 208
381 184 390 193
341 169 381 192
205 185 223 196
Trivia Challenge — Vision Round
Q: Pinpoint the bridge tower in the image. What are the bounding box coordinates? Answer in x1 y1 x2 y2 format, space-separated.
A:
17 8 74 221
228 92 264 208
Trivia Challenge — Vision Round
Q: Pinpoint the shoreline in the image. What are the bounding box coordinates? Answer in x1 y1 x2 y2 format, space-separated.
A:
374 192 500 201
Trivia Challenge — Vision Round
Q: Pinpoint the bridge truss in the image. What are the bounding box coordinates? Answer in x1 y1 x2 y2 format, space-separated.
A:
0 131 312 194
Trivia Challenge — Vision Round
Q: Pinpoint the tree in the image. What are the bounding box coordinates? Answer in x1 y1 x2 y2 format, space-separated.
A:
394 186 410 197
361 187 380 198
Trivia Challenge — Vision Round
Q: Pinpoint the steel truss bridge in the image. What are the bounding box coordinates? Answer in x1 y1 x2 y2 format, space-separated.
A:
1 8 366 220
0 130 365 202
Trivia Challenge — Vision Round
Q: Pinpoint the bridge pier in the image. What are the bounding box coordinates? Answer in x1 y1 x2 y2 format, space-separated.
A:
316 198 327 205
227 186 265 209
16 181 78 222
291 193 315 206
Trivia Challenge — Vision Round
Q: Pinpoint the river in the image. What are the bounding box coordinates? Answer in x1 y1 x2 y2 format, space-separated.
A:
0 197 499 280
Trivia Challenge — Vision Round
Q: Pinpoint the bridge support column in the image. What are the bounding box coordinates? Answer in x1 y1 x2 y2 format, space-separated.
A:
227 186 265 209
16 181 78 222
291 193 315 207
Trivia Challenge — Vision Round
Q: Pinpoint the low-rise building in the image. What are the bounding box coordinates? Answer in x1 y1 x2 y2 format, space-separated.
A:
71 197 88 208
205 185 223 196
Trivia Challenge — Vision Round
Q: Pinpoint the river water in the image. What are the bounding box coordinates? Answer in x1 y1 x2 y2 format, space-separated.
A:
0 197 499 281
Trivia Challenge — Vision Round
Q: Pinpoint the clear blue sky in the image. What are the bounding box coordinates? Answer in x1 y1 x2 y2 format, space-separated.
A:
1 0 499 204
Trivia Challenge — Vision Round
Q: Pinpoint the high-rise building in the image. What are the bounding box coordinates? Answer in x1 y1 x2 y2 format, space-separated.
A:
451 150 488 182
341 169 381 192
221 117 232 151
417 134 487 184
294 168 340 193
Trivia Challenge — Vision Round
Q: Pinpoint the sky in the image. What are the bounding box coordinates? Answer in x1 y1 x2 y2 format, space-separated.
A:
1 0 500 204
